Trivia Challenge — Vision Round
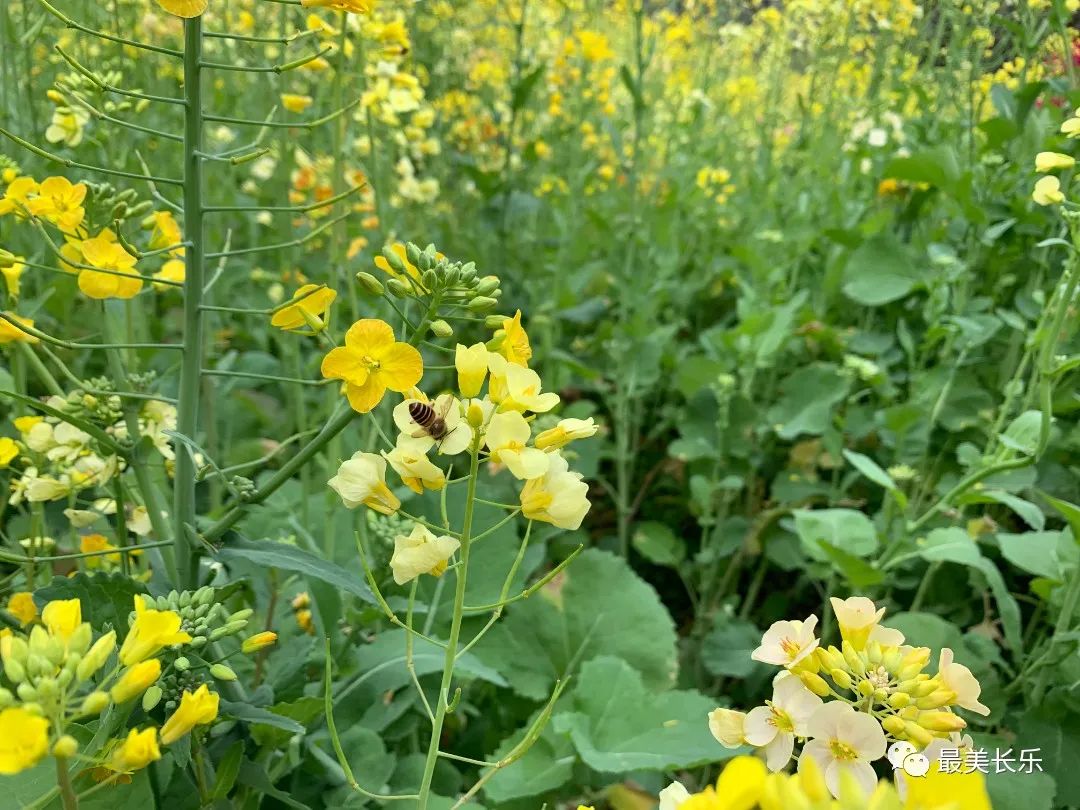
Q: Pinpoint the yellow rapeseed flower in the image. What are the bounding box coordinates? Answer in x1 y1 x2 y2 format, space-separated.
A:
321 319 423 412
160 684 220 745
7 592 37 626
0 177 38 218
108 727 161 773
155 0 208 17
1033 175 1065 206
26 176 87 231
111 659 162 703
0 436 18 467
300 0 374 13
0 707 50 775
0 313 39 344
78 236 143 300
42 598 81 641
1035 151 1076 172
493 310 532 366
271 284 337 332
119 596 192 666
153 259 186 291
281 94 314 113
81 533 120 569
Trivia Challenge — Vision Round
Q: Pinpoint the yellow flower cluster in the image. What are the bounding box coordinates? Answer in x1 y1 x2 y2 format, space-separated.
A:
660 753 989 810
703 598 987 799
1032 117 1079 206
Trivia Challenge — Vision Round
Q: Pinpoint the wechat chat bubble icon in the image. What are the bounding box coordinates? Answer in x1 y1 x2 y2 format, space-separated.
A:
888 741 916 770
902 752 931 778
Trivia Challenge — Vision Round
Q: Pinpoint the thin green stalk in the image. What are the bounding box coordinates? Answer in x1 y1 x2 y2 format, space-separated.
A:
174 17 206 587
416 439 481 808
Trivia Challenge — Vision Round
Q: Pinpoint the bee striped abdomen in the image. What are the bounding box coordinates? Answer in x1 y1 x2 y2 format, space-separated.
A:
409 400 449 440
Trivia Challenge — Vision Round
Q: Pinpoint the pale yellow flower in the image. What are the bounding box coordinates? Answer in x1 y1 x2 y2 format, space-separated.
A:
390 524 460 585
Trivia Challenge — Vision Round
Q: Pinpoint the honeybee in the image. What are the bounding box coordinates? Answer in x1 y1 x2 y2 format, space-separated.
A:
408 397 453 442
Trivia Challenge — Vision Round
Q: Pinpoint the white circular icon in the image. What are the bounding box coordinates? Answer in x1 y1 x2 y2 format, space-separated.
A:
888 741 916 769
902 752 931 778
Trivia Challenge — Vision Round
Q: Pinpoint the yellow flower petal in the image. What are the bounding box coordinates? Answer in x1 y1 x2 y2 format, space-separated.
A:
346 378 387 413
156 0 208 17
375 342 424 392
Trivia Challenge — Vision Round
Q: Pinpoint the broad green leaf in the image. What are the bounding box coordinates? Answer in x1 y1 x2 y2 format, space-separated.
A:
842 449 897 491
999 410 1043 456
216 537 375 604
792 508 878 561
918 529 1022 652
352 628 508 695
959 490 1045 531
1042 492 1080 545
767 364 850 440
818 541 885 588
472 549 678 700
249 696 325 748
841 234 923 306
887 612 965 656
631 521 686 567
997 531 1075 581
221 699 306 734
553 656 734 772
701 616 763 678
970 733 1056 810
35 572 148 632
1018 701 1080 799
483 709 576 803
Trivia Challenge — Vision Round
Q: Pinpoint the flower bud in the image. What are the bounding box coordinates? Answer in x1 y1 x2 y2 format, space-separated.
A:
917 690 957 710
888 692 910 709
468 296 498 312
904 721 935 748
918 711 966 733
356 271 384 296
914 680 938 698
210 664 238 682
866 641 883 665
405 243 422 268
829 668 852 690
386 278 410 298
422 269 438 289
882 648 903 672
142 685 163 712
0 688 13 708
111 660 161 703
882 715 906 736
898 647 931 680
4 657 26 684
17 684 37 702
53 735 78 759
0 249 15 267
81 691 110 715
857 679 875 697
484 314 507 328
77 631 117 681
466 401 485 428
175 656 191 672
798 671 831 697
475 276 499 297
241 632 277 654
430 319 453 338
841 641 865 676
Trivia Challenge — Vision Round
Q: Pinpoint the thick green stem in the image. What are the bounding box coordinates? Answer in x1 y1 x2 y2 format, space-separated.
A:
173 18 206 587
56 758 78 810
416 440 481 808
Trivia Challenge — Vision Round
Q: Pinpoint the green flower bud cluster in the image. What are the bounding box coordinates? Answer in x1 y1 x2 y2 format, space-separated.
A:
365 509 413 550
381 243 501 319
59 383 124 426
75 179 153 228
0 154 20 177
138 588 253 654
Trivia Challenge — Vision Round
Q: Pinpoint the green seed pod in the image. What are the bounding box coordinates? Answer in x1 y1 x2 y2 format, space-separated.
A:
142 685 163 712
430 319 453 338
210 664 238 682
468 296 498 312
356 271 384 296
